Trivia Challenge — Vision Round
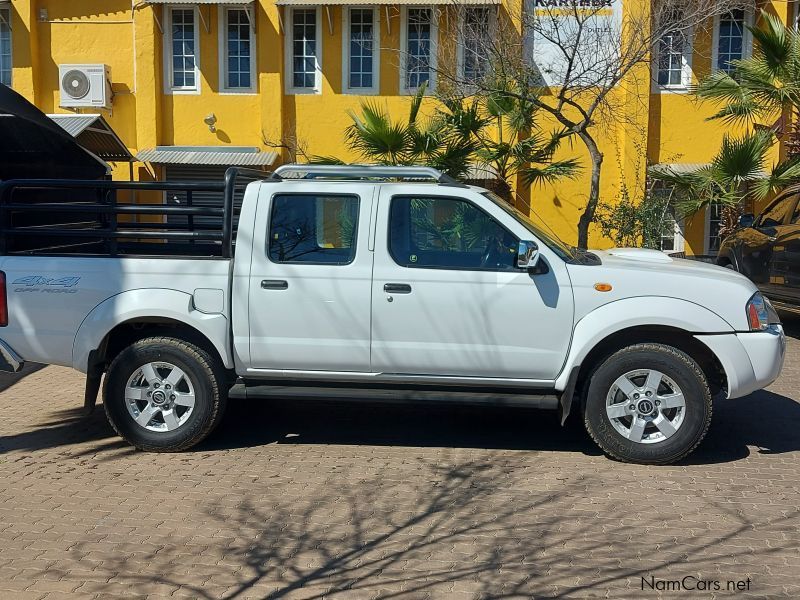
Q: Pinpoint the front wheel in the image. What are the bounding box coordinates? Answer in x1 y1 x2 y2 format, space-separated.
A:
103 337 227 452
583 343 712 465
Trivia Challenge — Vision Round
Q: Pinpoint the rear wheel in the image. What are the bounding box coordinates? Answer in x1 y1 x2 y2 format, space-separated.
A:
103 337 226 452
583 343 712 465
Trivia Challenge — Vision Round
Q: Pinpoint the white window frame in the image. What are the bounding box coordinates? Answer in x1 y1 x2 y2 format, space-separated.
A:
284 6 322 95
218 5 256 94
163 5 201 94
661 214 685 254
703 202 724 255
0 5 11 88
400 6 438 95
711 9 754 75
456 7 495 84
653 22 694 93
342 6 380 95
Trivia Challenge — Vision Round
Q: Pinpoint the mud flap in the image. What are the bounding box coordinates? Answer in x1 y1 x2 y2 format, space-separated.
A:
83 350 104 415
558 365 581 425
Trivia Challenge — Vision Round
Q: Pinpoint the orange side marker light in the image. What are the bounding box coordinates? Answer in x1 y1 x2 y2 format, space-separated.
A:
594 283 613 292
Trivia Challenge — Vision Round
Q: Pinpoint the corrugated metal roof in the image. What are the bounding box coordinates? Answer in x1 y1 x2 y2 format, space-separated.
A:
48 114 101 137
47 113 133 162
144 0 253 4
277 0 499 5
137 146 278 166
648 163 711 176
649 163 769 178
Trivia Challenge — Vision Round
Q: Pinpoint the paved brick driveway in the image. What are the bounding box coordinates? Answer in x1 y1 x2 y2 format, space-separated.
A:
1 325 799 599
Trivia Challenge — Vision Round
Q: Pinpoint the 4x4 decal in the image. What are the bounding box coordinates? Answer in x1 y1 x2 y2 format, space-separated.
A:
12 276 81 293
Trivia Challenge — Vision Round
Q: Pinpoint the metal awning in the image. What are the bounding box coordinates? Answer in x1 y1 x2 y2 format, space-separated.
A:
276 0 499 5
136 146 278 167
47 114 133 162
648 163 769 178
648 163 711 176
142 0 254 4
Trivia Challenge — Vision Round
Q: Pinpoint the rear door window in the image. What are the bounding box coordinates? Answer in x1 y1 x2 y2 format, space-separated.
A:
268 194 359 264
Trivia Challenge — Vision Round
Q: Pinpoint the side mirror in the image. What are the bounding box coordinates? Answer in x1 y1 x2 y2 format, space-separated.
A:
738 213 755 228
517 240 540 270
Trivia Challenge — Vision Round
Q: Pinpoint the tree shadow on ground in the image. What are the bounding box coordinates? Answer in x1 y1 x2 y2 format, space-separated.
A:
0 404 117 454
53 455 800 599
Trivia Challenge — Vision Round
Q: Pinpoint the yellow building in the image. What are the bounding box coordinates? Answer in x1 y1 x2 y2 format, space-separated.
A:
0 0 795 253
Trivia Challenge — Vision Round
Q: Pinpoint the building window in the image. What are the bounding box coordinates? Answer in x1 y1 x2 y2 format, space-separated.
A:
344 8 378 93
656 13 692 89
714 10 752 74
0 6 11 86
221 7 255 91
459 7 491 83
166 7 199 92
401 7 437 93
706 202 723 254
286 8 321 93
649 183 684 253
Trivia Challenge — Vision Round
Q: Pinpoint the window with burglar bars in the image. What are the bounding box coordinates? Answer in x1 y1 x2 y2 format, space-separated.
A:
291 8 319 91
461 7 491 83
347 8 376 91
224 8 253 90
404 8 434 92
169 8 197 90
0 7 10 87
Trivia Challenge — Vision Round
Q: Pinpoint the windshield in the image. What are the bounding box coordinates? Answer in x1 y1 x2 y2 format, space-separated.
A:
482 192 576 261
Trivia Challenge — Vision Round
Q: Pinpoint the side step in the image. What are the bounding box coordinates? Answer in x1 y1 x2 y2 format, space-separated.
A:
229 381 559 409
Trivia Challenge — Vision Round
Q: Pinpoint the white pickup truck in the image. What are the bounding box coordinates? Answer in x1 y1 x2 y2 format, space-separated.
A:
0 165 786 464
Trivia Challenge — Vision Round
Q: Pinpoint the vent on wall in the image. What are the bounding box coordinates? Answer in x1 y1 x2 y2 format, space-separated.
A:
58 64 112 110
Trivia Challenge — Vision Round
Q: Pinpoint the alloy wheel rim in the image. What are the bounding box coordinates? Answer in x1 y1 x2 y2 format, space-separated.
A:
605 368 686 444
124 361 196 433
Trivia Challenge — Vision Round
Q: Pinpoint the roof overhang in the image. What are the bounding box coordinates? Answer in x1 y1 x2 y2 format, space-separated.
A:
276 0 499 5
47 114 133 162
136 146 278 167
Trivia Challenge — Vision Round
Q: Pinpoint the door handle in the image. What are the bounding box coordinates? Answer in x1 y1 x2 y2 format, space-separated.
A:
384 283 412 294
261 279 288 290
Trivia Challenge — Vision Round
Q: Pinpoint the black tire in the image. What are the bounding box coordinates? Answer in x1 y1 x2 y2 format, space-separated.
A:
583 343 712 465
103 336 227 452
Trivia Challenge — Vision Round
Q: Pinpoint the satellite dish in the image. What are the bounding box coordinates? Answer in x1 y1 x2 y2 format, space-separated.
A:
62 70 91 100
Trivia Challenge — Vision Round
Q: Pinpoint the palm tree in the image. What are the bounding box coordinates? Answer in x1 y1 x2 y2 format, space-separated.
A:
653 9 800 240
315 80 580 197
313 83 477 180
652 128 800 239
438 81 581 201
697 10 800 127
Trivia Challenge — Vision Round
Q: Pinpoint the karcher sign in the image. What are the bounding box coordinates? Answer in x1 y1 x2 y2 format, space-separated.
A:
530 0 623 86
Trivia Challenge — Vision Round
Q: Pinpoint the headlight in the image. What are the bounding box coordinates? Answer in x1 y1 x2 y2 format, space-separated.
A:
746 292 770 331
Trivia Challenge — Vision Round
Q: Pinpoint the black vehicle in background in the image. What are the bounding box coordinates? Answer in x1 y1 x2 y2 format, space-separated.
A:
717 185 800 313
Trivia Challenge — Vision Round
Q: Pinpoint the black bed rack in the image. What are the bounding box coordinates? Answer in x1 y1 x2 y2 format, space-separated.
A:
0 167 266 258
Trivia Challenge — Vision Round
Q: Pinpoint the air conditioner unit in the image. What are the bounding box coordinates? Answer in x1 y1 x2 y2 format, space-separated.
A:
58 64 112 109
